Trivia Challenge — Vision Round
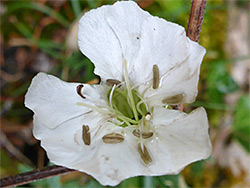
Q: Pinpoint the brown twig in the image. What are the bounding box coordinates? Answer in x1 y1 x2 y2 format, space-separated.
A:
179 0 207 111
187 0 207 42
0 165 75 187
0 1 207 187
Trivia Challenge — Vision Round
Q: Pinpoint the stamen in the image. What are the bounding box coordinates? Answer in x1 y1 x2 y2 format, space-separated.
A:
137 143 152 165
162 93 185 105
82 125 91 145
123 60 139 121
137 95 149 111
153 64 159 89
102 133 124 144
109 84 116 108
77 102 111 114
106 79 121 87
76 85 86 99
133 129 153 139
139 121 143 150
136 100 145 117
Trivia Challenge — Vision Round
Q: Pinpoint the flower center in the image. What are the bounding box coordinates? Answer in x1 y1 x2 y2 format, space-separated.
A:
107 86 148 127
106 60 151 127
76 60 150 127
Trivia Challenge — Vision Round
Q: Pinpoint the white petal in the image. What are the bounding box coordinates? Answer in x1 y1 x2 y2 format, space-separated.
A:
78 1 150 81
78 4 123 81
138 38 206 106
130 16 190 84
33 111 108 166
106 1 149 70
25 72 108 129
151 107 186 125
148 107 212 173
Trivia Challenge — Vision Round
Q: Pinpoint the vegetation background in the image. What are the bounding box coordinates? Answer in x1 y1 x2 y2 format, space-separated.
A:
0 0 249 187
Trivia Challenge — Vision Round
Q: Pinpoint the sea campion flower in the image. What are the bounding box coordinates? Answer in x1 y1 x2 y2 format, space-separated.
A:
25 1 212 186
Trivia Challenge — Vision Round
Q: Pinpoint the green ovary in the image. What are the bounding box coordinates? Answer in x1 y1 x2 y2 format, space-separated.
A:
108 87 147 126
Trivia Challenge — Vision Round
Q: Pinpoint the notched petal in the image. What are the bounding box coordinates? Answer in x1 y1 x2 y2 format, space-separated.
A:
162 93 185 105
82 125 91 145
102 133 124 144
138 143 152 165
133 129 153 139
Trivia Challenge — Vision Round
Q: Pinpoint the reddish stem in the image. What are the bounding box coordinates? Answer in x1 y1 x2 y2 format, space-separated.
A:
187 0 207 42
0 165 75 187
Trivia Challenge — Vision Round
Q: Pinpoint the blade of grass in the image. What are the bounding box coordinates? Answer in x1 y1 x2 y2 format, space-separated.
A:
13 21 33 39
70 0 82 18
12 21 63 59
6 2 69 27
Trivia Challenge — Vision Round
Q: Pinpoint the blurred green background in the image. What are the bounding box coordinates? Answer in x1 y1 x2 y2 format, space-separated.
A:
0 0 249 187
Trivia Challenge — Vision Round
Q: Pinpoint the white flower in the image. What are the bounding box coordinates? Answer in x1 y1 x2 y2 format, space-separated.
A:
25 1 212 186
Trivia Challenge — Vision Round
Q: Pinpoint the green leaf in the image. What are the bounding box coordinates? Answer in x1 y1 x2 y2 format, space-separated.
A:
84 179 104 188
191 101 232 110
155 0 189 22
190 161 205 177
207 62 239 103
143 176 154 188
156 175 180 188
232 95 250 152
119 176 140 188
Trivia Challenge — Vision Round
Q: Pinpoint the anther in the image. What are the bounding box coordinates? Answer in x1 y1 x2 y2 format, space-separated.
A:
76 85 86 99
102 133 124 144
162 93 184 105
106 79 121 87
145 112 151 121
133 129 153 139
153 64 159 89
138 143 152 165
82 125 91 145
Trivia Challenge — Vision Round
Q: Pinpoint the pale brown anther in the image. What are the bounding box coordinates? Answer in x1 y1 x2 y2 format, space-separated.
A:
106 79 121 87
133 129 153 139
82 125 91 145
76 85 86 99
153 64 159 89
138 143 152 165
162 93 184 105
102 133 124 144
